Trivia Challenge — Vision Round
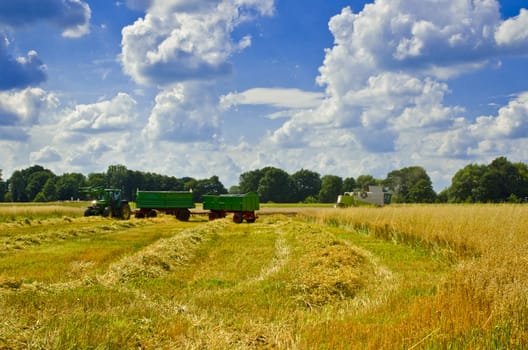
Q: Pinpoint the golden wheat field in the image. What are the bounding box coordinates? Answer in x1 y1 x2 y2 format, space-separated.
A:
0 203 527 349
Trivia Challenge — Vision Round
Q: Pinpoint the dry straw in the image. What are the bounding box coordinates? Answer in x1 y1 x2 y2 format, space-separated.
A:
299 204 528 345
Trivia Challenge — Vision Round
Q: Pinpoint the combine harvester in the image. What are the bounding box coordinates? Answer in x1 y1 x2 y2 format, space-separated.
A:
335 186 392 207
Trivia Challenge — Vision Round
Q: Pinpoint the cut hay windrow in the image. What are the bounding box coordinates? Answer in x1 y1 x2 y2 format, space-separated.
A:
0 217 143 253
97 219 228 285
285 226 393 308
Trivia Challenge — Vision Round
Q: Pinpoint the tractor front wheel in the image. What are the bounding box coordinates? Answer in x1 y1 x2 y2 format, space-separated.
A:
103 207 111 218
84 207 93 217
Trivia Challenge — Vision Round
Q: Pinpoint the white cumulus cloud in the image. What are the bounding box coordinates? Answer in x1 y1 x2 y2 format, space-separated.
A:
221 88 324 110
30 146 62 163
121 0 274 85
60 93 138 134
495 8 528 48
0 0 91 38
143 83 220 142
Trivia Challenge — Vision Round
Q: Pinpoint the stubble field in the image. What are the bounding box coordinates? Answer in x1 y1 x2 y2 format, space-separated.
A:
0 203 527 349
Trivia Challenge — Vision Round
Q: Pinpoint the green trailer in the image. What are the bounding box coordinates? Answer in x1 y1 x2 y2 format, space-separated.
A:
135 190 195 221
202 192 259 223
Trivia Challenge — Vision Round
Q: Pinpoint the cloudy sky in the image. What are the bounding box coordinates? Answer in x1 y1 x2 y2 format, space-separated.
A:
1 0 527 191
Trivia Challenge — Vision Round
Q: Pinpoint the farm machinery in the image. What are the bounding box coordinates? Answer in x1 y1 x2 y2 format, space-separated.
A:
80 187 131 220
133 190 260 223
336 186 392 207
134 190 194 221
203 192 259 223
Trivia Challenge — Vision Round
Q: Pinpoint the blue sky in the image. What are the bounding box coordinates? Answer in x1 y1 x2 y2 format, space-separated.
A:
1 0 527 191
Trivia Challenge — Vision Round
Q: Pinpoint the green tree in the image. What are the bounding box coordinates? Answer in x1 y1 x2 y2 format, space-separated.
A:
448 163 488 203
106 164 129 190
318 175 343 203
56 173 86 200
9 170 27 201
160 175 184 191
106 164 138 200
513 162 528 200
7 165 55 202
290 169 321 202
448 157 528 203
0 169 6 202
26 170 55 201
480 157 527 202
229 185 241 194
408 178 436 203
87 172 106 188
188 176 227 202
437 188 449 203
355 175 378 191
385 166 436 203
257 167 293 203
39 177 58 201
239 169 264 193
343 177 356 192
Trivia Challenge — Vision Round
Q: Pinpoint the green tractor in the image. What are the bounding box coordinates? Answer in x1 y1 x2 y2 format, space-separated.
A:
80 187 131 220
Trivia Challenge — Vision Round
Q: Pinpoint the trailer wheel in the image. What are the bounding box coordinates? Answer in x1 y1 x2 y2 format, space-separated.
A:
176 209 190 221
146 210 157 218
233 212 243 224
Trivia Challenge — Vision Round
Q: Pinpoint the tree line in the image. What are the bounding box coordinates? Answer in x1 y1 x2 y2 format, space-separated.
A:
0 157 527 204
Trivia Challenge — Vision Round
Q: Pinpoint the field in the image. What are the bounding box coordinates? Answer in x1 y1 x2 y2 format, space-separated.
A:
1 203 527 349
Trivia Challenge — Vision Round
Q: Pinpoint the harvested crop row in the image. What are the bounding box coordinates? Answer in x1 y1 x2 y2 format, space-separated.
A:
97 219 228 285
0 217 143 253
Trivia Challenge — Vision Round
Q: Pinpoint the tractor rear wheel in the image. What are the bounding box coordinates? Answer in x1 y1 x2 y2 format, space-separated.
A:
121 204 131 220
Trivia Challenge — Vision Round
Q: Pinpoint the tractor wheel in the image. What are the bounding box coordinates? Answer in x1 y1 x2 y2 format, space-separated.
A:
233 212 243 224
121 204 131 220
103 207 111 218
84 208 93 217
176 209 190 221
